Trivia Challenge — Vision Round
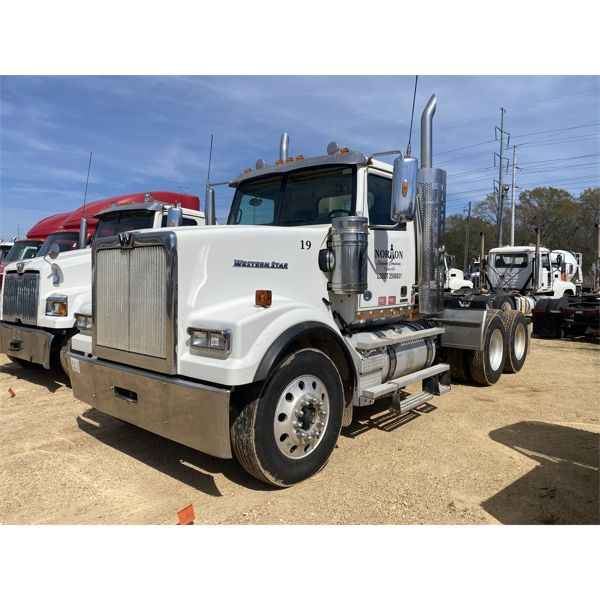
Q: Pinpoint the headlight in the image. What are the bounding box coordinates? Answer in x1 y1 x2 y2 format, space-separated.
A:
188 327 231 354
45 295 68 317
74 313 93 334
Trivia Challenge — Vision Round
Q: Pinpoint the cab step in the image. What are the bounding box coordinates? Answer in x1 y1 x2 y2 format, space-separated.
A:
360 362 450 401
353 326 445 351
390 375 450 415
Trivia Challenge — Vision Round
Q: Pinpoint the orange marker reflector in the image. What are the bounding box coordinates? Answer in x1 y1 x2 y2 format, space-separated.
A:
8 387 16 398
177 503 195 525
244 167 252 173
275 159 283 166
402 179 409 196
339 147 350 153
286 157 294 162
255 289 272 307
295 155 305 161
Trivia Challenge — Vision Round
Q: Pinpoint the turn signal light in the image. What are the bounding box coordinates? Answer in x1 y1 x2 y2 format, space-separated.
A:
295 155 305 161
339 147 350 153
275 159 283 166
255 289 272 307
244 167 252 173
286 157 294 163
402 179 409 196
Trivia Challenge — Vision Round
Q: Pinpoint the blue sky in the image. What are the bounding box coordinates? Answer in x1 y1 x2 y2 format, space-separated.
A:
1 75 598 239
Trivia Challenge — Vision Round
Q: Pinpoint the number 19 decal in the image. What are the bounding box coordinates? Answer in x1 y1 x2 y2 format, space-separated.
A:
300 240 312 250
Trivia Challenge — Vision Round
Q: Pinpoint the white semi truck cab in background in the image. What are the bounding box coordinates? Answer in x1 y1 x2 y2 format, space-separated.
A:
486 245 576 298
67 95 530 487
0 200 204 373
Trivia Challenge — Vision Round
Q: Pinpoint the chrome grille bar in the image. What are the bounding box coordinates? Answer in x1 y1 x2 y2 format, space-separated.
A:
93 231 177 375
2 272 39 325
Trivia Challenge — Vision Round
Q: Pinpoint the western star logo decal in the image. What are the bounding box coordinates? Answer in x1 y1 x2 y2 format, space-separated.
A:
233 259 288 269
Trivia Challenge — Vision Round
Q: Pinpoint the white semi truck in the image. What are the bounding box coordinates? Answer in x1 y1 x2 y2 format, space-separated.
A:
67 96 529 487
0 195 203 373
486 244 577 299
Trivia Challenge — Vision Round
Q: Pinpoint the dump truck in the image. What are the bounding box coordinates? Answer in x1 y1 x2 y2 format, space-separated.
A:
0 192 203 373
67 95 529 487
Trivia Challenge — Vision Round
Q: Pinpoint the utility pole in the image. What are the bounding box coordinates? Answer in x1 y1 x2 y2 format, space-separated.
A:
510 144 518 246
463 201 471 273
494 108 510 247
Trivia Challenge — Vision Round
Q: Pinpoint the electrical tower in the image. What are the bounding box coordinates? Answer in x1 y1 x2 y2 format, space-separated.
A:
509 144 521 246
494 108 510 247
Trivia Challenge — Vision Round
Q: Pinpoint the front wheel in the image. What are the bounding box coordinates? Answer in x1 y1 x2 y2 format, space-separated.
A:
231 348 344 487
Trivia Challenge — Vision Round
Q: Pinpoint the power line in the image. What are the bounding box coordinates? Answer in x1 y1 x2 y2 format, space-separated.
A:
511 120 600 139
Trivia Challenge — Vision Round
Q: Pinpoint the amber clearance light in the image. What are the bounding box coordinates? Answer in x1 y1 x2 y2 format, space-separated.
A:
255 290 272 307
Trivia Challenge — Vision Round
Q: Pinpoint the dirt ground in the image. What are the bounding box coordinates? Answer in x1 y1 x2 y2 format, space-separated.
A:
1 333 598 525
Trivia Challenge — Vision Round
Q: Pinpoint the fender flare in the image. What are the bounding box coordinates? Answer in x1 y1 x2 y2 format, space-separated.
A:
252 321 357 388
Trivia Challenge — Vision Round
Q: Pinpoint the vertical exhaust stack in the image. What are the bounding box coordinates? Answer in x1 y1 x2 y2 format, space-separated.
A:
280 133 289 162
417 95 446 316
79 217 88 249
534 227 541 290
205 187 216 226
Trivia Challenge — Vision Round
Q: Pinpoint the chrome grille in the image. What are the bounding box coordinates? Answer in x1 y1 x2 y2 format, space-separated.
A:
2 272 39 324
96 245 169 361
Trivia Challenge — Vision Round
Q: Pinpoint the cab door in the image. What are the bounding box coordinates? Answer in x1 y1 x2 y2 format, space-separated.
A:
359 168 416 311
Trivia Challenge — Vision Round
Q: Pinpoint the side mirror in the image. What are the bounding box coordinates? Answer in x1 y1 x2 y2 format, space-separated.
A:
391 156 418 222
166 205 183 227
48 243 60 260
556 253 563 267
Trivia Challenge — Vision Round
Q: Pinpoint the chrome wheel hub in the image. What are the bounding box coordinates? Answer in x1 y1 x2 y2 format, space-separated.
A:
273 375 330 459
489 328 504 371
513 322 526 360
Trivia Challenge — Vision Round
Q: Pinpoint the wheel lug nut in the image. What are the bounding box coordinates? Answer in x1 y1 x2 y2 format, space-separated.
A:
301 399 309 407
292 420 300 428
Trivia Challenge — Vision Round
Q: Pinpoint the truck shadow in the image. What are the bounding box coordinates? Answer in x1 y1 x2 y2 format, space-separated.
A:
76 408 272 496
0 361 70 393
342 402 438 438
481 421 599 524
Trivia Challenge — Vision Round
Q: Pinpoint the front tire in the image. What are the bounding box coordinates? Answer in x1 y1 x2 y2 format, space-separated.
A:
231 348 344 487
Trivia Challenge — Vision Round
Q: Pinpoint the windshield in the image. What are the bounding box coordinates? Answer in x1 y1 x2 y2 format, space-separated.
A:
228 166 356 226
36 232 80 256
493 253 529 269
94 210 156 240
4 240 43 262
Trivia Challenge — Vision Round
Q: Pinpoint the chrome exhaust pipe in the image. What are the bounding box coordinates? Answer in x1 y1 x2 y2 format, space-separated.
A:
205 187 216 226
417 94 445 316
79 217 88 249
420 95 437 169
280 132 289 162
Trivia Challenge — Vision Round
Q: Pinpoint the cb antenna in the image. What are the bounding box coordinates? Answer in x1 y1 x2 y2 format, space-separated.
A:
78 151 93 249
204 134 216 225
82 151 93 215
406 75 419 158
206 133 214 187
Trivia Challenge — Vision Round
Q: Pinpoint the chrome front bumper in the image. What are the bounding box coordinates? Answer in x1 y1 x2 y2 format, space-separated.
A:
0 323 54 369
67 352 232 459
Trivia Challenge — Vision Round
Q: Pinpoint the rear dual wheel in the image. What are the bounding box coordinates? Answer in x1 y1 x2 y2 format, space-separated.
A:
231 349 344 487
467 312 506 386
500 310 529 373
